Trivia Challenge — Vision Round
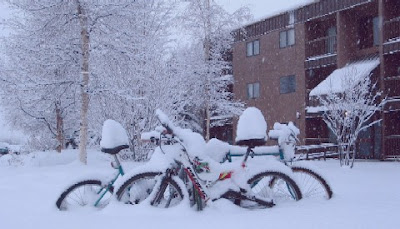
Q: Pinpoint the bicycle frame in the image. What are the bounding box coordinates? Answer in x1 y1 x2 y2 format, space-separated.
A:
160 135 261 207
224 148 285 163
94 154 125 207
222 148 299 200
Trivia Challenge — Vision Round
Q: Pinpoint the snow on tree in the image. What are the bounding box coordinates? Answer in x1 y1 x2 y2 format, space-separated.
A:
0 0 185 162
179 0 251 141
0 0 250 161
312 59 385 168
0 1 81 152
86 0 193 160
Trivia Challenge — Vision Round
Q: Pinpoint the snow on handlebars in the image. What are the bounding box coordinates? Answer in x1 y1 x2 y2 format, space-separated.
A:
154 109 207 157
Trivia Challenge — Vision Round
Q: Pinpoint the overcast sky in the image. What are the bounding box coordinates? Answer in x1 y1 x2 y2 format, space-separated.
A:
216 0 314 20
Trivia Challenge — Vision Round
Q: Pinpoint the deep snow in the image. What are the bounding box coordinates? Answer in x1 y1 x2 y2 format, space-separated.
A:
0 150 399 229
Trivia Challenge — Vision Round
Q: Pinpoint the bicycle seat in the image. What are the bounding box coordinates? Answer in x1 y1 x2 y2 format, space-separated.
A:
236 138 266 148
101 145 129 155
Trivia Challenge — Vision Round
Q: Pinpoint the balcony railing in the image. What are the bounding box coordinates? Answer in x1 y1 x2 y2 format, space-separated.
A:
384 17 400 42
385 136 400 157
384 77 400 98
306 36 337 59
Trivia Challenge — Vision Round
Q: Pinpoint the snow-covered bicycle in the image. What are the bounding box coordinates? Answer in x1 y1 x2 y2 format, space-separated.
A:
220 122 333 201
114 110 302 210
55 120 131 211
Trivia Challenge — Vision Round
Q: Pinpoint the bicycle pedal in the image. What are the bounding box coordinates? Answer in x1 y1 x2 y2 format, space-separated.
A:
263 200 275 208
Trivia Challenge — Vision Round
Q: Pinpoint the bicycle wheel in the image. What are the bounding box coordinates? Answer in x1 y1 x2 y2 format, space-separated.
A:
150 177 184 208
56 180 110 210
247 171 302 203
116 172 161 205
291 166 333 199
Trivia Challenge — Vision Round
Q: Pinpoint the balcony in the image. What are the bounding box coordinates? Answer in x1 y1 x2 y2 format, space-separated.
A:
383 17 400 55
384 77 400 97
385 136 400 157
305 36 337 69
384 17 400 41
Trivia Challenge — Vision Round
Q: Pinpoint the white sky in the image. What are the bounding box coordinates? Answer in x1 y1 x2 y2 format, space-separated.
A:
216 0 314 21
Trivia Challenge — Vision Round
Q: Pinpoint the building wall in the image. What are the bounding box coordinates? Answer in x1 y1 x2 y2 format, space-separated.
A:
233 24 307 143
232 0 400 158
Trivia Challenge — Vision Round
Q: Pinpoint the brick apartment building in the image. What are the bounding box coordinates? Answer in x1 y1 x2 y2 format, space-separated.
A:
231 0 400 159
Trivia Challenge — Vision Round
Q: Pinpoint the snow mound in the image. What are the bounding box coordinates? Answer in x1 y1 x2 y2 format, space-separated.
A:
205 138 232 162
235 107 267 143
100 119 129 149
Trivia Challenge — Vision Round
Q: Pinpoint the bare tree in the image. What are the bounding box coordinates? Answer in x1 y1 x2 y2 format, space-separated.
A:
314 64 385 168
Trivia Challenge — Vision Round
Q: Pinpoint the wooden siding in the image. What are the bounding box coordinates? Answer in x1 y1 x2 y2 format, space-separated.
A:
234 0 372 42
384 16 400 42
384 41 400 55
297 0 373 22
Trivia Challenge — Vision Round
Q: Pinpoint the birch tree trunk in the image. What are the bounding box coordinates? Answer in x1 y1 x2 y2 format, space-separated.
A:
204 0 211 142
55 102 64 153
76 0 90 165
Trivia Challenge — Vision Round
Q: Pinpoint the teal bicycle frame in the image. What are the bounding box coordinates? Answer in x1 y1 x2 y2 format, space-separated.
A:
223 148 285 162
94 154 125 207
223 148 297 199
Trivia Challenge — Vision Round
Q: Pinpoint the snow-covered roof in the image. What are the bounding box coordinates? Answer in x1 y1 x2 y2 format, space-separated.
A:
309 58 380 96
238 0 316 27
306 106 327 114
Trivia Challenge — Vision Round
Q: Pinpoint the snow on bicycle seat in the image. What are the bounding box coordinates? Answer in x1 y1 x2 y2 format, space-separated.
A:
100 119 130 154
235 107 268 148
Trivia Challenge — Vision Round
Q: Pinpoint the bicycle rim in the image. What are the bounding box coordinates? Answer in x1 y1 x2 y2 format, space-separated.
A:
56 180 110 210
248 171 302 203
291 166 333 199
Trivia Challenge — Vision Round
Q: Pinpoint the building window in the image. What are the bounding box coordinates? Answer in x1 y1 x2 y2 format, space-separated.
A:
280 29 295 48
326 26 337 54
246 40 260 56
359 16 380 49
247 82 260 99
373 16 380 46
280 75 296 94
289 11 295 25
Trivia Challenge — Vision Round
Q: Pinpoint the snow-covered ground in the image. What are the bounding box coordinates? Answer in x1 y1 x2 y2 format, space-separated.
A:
0 150 399 229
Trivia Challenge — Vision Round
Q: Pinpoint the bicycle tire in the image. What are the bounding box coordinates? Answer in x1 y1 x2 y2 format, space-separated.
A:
116 172 183 207
247 171 302 203
150 177 184 208
56 179 110 210
291 166 333 199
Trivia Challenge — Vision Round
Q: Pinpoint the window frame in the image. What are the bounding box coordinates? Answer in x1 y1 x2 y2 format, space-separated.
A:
246 39 260 57
279 29 295 48
279 75 296 94
247 82 260 99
